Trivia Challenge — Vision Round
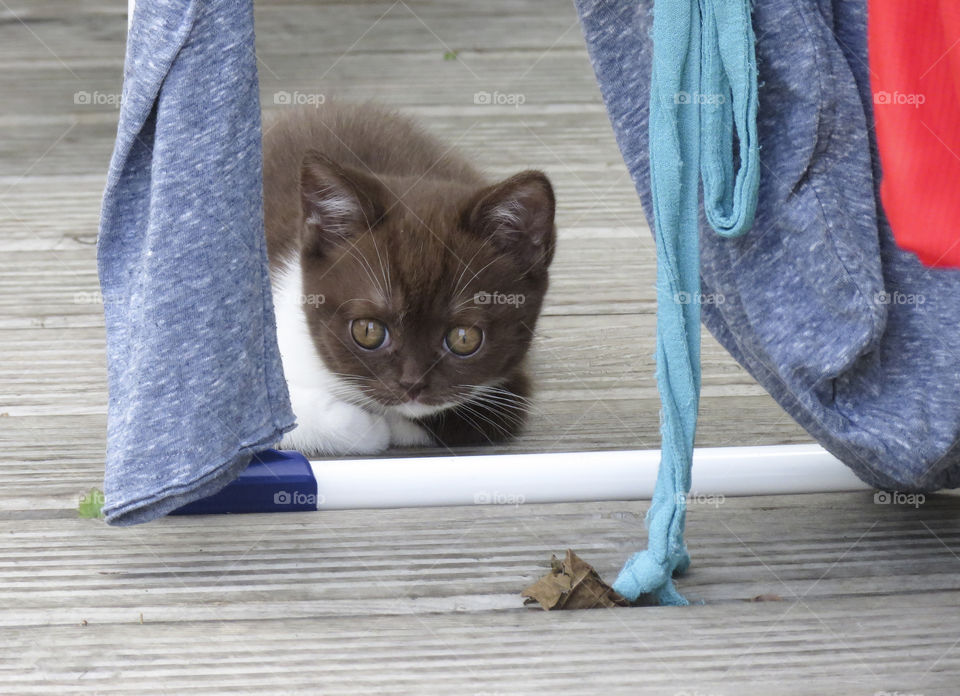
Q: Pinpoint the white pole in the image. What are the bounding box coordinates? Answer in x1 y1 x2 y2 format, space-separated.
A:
308 443 871 509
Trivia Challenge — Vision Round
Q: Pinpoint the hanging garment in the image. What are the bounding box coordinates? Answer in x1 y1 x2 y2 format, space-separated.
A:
576 0 960 495
581 0 762 605
98 0 296 525
869 0 960 268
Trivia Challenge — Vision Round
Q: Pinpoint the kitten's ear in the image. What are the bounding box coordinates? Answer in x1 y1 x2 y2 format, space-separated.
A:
462 170 556 271
300 151 386 254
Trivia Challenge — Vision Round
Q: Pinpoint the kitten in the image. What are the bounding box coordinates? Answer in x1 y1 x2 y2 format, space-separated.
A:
263 102 555 455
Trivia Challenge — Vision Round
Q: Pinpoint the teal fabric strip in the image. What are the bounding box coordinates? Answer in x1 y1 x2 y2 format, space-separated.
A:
611 0 759 605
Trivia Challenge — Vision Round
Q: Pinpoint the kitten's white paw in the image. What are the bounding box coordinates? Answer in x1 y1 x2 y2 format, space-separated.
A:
324 401 392 454
385 412 435 448
282 390 391 455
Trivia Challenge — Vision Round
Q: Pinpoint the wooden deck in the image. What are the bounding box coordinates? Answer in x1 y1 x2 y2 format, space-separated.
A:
1 0 958 693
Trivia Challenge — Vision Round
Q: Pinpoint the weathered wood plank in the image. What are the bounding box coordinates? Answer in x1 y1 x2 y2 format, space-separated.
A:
1 599 958 695
0 231 656 320
0 0 586 64
1 494 959 612
0 495 958 694
0 58 606 121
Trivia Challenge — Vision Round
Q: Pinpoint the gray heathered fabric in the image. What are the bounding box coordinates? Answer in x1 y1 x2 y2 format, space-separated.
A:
97 0 295 525
576 0 960 491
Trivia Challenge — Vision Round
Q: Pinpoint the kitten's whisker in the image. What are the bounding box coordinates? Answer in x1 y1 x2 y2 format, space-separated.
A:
457 383 535 406
455 252 509 299
365 226 391 302
326 382 367 397
385 244 392 292
329 387 387 414
450 295 483 312
349 248 387 300
456 402 513 440
451 235 496 297
466 404 526 428
330 380 376 389
330 237 387 300
353 200 392 301
455 384 539 421
449 406 499 445
468 392 531 410
332 298 374 313
464 394 529 421
326 376 386 411
334 247 381 298
475 390 535 408
327 371 377 380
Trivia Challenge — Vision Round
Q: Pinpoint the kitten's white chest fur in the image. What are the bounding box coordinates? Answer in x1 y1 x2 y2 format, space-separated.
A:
272 258 433 455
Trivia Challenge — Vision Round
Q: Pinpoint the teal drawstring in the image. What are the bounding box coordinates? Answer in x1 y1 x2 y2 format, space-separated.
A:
611 0 760 605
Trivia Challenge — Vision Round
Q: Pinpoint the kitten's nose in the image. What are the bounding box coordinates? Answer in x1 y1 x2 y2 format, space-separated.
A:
398 379 426 401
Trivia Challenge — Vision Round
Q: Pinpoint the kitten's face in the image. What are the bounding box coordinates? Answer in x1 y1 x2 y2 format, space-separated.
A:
297 153 555 416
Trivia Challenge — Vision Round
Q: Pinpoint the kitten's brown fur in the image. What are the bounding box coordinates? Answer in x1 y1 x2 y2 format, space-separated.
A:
264 102 555 448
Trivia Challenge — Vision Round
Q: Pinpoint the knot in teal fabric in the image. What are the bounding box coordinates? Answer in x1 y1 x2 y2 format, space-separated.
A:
611 0 760 605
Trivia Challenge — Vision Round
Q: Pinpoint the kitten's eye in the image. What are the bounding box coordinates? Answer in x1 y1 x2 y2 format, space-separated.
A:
444 326 483 356
351 318 388 350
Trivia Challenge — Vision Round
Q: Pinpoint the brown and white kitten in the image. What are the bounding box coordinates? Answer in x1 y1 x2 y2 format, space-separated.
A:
263 102 555 455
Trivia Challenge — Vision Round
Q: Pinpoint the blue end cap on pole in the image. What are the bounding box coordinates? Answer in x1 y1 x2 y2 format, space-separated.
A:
170 449 317 515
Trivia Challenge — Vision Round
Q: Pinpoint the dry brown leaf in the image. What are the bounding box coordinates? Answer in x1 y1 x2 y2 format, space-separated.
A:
522 549 631 610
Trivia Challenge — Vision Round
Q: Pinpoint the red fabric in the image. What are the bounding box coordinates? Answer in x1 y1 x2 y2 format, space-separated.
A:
869 0 960 268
